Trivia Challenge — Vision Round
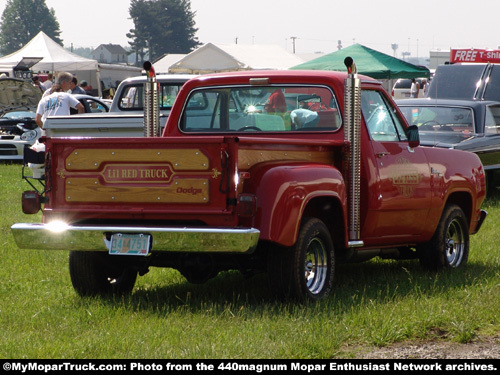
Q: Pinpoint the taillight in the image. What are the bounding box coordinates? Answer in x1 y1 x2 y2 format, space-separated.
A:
237 194 257 217
22 191 41 214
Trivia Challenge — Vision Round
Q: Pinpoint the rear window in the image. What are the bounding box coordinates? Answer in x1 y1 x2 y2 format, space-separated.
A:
394 79 411 89
427 65 486 99
118 82 184 111
180 85 341 133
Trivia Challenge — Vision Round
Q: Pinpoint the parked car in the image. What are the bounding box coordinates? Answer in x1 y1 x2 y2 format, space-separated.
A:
391 78 427 99
397 98 500 191
72 94 110 114
0 78 110 161
0 77 41 161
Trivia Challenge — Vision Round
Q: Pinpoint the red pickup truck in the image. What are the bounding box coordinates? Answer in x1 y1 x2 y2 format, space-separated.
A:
11 62 487 302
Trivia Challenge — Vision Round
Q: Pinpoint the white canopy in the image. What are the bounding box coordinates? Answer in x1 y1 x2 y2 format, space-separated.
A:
168 43 304 74
152 54 186 74
0 31 98 72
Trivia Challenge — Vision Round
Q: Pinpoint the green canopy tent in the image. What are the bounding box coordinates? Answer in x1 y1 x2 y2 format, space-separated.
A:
290 44 430 79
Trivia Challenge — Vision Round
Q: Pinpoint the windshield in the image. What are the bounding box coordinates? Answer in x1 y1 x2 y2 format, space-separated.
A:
180 85 341 132
399 105 474 132
119 82 184 111
0 111 35 119
399 105 475 144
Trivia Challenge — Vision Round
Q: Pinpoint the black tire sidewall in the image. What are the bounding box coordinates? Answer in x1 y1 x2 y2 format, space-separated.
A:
69 251 137 297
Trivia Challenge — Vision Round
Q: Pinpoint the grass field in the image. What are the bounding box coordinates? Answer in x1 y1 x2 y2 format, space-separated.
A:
1 163 499 359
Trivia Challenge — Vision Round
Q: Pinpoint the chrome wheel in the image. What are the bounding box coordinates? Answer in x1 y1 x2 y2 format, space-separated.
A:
445 218 466 268
304 237 329 295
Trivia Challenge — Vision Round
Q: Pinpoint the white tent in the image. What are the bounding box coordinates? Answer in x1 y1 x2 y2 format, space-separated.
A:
152 53 186 74
168 43 305 74
0 31 98 72
98 63 142 89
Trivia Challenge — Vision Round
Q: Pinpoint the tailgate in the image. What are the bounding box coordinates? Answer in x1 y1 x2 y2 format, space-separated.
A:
45 136 236 221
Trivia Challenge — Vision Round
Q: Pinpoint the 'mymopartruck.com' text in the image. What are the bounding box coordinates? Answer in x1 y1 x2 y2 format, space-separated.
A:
3 360 498 373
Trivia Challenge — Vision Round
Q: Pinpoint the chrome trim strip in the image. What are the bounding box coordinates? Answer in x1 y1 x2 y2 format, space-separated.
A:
348 240 364 248
344 67 362 241
11 223 260 253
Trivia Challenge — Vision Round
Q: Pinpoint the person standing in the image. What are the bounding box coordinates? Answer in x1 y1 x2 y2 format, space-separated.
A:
44 73 54 91
421 79 429 97
32 76 47 93
41 72 74 98
410 78 420 98
264 89 287 113
35 84 84 127
70 76 86 95
79 80 91 94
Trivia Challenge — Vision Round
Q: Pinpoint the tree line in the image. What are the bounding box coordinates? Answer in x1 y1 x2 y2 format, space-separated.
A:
0 0 200 64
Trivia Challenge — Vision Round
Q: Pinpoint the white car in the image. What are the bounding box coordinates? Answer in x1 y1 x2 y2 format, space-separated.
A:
0 78 41 161
391 78 427 99
109 74 197 115
0 77 110 161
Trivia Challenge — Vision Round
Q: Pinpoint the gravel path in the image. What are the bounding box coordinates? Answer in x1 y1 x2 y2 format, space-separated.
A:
353 336 500 359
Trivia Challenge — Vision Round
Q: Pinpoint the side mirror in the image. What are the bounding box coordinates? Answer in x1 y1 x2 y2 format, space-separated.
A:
407 125 420 148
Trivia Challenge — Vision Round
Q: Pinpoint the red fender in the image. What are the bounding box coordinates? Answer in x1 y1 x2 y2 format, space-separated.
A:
244 161 347 247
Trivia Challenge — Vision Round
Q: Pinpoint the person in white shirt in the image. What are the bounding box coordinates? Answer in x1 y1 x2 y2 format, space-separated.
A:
290 107 319 128
43 73 54 90
410 78 420 98
35 84 84 127
421 78 429 97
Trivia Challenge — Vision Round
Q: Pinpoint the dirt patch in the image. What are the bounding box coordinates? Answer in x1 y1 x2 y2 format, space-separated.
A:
352 336 500 359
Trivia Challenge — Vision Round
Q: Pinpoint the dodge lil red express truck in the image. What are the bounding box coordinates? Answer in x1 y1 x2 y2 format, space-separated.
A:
12 60 487 302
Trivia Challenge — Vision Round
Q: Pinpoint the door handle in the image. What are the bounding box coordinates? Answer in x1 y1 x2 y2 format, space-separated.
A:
376 152 389 158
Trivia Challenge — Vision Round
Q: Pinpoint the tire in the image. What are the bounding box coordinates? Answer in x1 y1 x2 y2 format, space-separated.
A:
69 251 138 297
268 218 335 302
418 204 469 270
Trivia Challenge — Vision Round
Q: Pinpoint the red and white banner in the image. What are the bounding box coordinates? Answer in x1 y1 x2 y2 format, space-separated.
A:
450 49 500 63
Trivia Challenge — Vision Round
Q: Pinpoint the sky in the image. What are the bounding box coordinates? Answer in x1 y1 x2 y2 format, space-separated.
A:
0 0 499 59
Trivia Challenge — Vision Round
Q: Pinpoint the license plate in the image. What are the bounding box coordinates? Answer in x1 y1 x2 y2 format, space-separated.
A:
109 233 150 256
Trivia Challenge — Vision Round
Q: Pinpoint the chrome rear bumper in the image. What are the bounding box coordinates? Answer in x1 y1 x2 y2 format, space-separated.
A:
11 223 260 253
473 209 488 234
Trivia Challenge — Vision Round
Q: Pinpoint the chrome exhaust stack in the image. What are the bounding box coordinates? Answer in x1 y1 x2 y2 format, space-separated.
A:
344 57 362 243
143 61 160 137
